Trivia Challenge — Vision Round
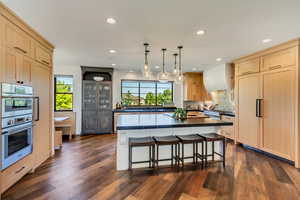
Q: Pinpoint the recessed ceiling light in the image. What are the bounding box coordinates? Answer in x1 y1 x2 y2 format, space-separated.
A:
216 58 222 62
112 63 116 66
106 18 116 24
129 70 134 72
196 30 205 35
262 38 272 43
109 49 116 53
155 65 160 69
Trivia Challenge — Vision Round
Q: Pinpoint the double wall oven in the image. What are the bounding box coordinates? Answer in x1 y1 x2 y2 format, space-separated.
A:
1 83 39 170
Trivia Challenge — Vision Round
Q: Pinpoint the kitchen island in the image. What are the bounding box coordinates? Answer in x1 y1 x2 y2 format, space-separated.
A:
116 113 233 170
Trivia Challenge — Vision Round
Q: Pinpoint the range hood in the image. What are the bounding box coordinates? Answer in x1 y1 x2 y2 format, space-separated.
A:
203 64 233 92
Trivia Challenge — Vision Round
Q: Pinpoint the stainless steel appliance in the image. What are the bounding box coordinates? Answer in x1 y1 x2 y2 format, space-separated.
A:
1 83 35 170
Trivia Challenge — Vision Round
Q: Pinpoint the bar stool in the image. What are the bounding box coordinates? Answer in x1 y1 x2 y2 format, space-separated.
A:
198 133 226 168
128 137 156 170
153 136 180 169
176 134 205 168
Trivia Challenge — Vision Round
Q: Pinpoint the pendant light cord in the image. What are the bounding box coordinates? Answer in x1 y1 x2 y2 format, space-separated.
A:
162 48 167 73
178 46 183 74
173 53 178 70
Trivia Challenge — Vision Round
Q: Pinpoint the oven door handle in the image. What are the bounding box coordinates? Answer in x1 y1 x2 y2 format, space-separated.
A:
2 125 33 136
34 97 40 121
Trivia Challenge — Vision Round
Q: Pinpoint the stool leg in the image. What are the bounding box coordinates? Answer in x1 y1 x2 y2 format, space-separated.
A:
129 145 132 170
152 145 155 168
196 142 198 164
175 144 178 167
212 141 215 165
182 143 184 167
205 141 208 167
201 141 204 169
171 144 174 167
156 145 159 169
223 138 226 168
193 142 195 164
149 145 151 168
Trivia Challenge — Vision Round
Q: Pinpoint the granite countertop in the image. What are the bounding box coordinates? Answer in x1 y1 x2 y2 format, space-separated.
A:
117 113 233 130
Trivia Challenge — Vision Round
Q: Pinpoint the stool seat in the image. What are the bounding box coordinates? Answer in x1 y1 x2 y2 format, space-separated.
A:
129 137 155 146
199 133 225 141
154 136 180 144
177 134 204 143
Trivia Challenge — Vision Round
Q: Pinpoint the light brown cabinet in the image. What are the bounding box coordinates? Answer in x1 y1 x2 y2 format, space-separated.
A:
36 44 52 67
0 15 4 46
237 74 260 147
32 63 51 167
234 39 299 164
184 72 211 101
261 47 297 72
3 47 32 85
237 57 260 76
261 68 295 160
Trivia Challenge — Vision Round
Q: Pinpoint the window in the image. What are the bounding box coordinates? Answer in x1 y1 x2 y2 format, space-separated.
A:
54 75 73 111
121 80 173 106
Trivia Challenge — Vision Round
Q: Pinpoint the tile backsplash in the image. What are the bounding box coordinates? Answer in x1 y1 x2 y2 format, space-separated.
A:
210 90 234 112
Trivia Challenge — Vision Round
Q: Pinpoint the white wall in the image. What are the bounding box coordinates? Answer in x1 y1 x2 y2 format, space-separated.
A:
53 65 82 135
53 66 184 135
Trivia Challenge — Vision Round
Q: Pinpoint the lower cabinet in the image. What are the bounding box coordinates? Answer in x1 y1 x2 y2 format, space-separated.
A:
219 115 235 140
1 155 34 193
31 63 51 167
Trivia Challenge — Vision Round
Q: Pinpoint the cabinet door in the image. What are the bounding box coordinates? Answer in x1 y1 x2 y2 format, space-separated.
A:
0 16 4 46
36 44 51 67
18 56 32 85
31 64 51 166
261 47 296 71
3 47 18 83
261 69 295 160
237 75 260 147
237 58 260 76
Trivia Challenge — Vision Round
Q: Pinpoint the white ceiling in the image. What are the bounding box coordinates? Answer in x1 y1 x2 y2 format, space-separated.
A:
2 0 300 72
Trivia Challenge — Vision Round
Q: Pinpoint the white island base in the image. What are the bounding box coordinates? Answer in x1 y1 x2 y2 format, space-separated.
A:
117 126 223 171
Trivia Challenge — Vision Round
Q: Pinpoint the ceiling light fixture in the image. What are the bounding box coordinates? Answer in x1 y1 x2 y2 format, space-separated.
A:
158 48 168 83
143 43 151 78
173 53 178 75
176 46 184 83
155 65 160 69
192 67 196 71
216 57 222 62
262 38 272 43
106 18 116 24
196 30 205 35
112 63 116 66
109 49 116 53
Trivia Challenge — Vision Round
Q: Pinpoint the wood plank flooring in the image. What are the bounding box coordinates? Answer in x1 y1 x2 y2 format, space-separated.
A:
2 134 300 200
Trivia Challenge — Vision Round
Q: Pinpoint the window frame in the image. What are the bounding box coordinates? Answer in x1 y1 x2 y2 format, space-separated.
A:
54 75 74 112
121 79 174 107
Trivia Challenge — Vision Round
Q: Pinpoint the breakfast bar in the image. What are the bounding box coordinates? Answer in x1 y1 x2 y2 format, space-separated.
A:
116 113 233 170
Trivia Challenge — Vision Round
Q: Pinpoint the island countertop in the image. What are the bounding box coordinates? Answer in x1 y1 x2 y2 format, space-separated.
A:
117 113 233 130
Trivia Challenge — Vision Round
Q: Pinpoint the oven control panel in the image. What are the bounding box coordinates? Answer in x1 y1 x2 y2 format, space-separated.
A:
2 114 33 129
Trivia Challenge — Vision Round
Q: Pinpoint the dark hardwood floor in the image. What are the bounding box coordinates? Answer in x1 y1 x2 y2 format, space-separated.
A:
2 134 300 200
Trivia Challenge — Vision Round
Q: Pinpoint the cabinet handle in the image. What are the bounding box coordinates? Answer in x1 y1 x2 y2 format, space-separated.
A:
269 65 282 70
256 99 263 117
15 166 25 174
241 71 253 76
14 46 27 54
34 97 40 121
41 60 50 65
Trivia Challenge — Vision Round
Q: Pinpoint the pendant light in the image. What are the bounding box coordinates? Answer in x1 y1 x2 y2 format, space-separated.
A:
176 46 184 83
143 43 151 78
172 53 178 75
158 48 168 83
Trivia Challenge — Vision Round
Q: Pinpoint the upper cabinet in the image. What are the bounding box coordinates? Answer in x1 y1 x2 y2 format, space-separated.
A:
236 57 260 76
184 72 211 101
35 43 52 67
0 16 4 46
261 47 297 71
5 22 32 58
